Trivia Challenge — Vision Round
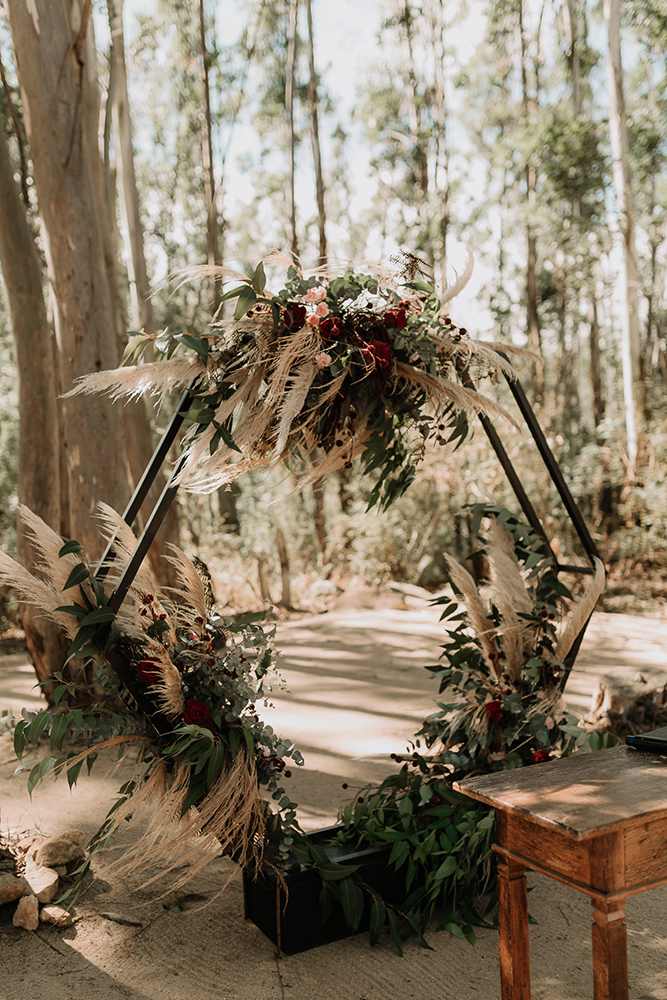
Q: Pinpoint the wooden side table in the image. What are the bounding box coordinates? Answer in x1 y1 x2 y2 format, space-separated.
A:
454 745 667 1000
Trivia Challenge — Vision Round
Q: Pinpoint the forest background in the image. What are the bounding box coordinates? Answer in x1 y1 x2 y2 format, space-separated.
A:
0 0 665 684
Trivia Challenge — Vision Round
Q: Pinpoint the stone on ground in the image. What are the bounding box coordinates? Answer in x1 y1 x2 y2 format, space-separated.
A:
39 905 72 927
13 894 39 930
24 865 59 903
0 872 30 905
34 829 86 868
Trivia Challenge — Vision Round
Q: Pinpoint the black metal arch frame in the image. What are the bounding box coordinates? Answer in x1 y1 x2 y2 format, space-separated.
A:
95 364 601 727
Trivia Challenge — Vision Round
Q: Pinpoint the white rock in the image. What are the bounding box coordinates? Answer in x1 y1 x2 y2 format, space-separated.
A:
0 873 30 905
40 905 72 928
35 830 86 868
13 894 39 931
24 866 59 904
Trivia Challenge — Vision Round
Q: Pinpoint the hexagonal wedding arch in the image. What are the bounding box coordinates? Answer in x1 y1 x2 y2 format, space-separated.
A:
0 259 601 918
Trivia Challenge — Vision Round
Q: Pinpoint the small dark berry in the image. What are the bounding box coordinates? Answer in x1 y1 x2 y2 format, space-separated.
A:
357 797 364 804
284 770 292 778
342 783 348 789
207 658 215 666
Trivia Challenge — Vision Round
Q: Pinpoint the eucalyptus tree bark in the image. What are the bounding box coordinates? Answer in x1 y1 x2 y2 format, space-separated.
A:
107 0 154 337
305 0 326 267
104 1 181 585
5 0 130 559
604 0 643 477
285 0 299 259
0 117 70 699
199 0 221 314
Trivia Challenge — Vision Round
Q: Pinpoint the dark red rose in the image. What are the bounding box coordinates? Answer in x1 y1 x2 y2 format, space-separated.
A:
184 699 213 729
138 657 161 685
362 339 393 372
384 308 407 330
532 749 551 764
484 700 506 724
283 304 307 331
319 316 342 339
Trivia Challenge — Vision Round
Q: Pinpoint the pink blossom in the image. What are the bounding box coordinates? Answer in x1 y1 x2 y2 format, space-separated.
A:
306 286 326 303
315 352 332 369
489 751 506 762
307 314 320 327
316 301 329 317
545 716 555 730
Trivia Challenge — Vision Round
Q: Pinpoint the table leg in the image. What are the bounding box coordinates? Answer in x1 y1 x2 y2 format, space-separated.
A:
591 897 628 1000
497 855 531 1000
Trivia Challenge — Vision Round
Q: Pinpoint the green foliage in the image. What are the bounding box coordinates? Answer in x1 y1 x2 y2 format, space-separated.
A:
418 506 595 774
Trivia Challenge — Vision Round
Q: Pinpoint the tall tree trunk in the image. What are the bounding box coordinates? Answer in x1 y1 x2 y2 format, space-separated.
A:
285 0 299 259
604 0 643 478
432 0 449 296
5 0 130 559
0 113 69 700
518 1 543 402
107 0 154 337
305 0 326 267
103 1 181 587
276 527 291 608
199 0 221 313
404 2 431 269
588 283 604 427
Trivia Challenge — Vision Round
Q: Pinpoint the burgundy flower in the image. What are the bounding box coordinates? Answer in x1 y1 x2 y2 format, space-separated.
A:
319 316 342 340
532 749 551 764
384 308 407 330
283 304 307 331
138 657 161 685
362 339 393 373
484 700 506 724
184 699 213 729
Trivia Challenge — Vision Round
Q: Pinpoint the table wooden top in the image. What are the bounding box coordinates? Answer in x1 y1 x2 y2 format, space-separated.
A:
454 745 667 839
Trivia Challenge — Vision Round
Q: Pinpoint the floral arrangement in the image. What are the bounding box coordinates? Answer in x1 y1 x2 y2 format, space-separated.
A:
418 505 607 774
0 505 303 899
282 506 607 952
67 254 527 510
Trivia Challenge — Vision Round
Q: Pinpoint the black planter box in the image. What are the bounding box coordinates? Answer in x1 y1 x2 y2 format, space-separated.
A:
243 825 399 954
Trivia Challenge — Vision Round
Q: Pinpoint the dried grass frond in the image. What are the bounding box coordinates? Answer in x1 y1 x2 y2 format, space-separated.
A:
291 430 371 493
168 264 250 292
555 558 606 663
486 523 533 619
445 556 501 677
441 252 474 304
94 503 158 599
18 506 85 595
448 338 517 381
493 591 525 683
63 358 205 402
153 656 185 719
0 552 79 638
182 452 275 494
161 544 208 623
275 361 316 456
108 751 266 897
393 363 516 426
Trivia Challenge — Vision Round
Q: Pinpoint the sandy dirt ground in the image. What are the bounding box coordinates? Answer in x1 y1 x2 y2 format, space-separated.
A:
2 606 667 1000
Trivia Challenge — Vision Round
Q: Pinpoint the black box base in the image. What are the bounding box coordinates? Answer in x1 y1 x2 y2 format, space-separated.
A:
243 825 397 954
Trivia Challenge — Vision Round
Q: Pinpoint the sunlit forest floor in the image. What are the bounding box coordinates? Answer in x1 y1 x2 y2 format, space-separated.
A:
1 604 667 999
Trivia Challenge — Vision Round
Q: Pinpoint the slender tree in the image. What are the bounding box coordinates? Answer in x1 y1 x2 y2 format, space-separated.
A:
285 0 299 259
0 110 69 695
305 0 326 266
604 0 643 477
